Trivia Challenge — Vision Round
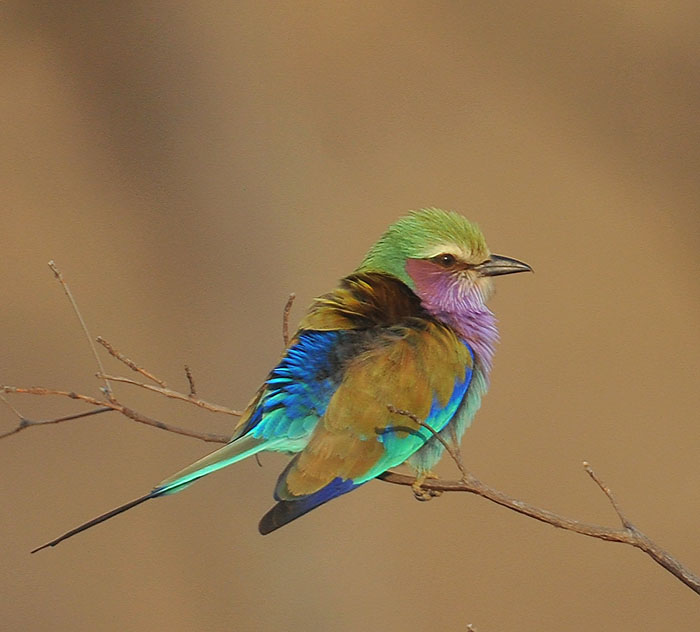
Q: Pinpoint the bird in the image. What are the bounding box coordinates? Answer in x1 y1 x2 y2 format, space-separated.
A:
32 208 531 552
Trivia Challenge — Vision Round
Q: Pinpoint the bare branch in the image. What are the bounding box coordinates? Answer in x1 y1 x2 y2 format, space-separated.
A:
97 373 242 416
2 263 236 443
1 385 229 444
0 406 115 440
2 385 112 407
582 460 634 530
48 261 112 398
0 391 115 439
377 464 700 596
114 403 229 444
96 336 166 387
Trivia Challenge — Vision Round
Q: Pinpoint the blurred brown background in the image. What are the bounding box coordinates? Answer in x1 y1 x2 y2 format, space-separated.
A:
2 3 699 631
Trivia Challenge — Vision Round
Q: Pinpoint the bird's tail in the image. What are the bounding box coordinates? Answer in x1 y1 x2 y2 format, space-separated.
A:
30 491 157 553
154 433 266 494
31 434 267 553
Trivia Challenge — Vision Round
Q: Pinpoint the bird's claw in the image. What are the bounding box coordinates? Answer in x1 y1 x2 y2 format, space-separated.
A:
412 472 443 502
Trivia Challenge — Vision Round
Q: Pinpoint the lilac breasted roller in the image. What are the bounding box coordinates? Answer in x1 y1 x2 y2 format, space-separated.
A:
33 208 531 551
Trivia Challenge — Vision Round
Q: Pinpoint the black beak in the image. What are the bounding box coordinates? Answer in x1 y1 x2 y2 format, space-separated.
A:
476 254 532 277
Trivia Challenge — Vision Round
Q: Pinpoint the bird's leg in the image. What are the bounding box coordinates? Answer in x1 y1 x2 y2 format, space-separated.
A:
412 471 443 502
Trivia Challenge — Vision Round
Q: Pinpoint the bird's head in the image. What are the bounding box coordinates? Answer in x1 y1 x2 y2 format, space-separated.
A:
358 208 531 312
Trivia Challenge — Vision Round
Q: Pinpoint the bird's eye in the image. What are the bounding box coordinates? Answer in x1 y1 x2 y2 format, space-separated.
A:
433 253 457 267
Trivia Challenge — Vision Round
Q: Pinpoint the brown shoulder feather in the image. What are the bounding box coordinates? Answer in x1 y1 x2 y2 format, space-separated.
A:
299 272 424 331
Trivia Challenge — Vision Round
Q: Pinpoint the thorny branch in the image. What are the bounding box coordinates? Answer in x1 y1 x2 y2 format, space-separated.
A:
2 263 699 597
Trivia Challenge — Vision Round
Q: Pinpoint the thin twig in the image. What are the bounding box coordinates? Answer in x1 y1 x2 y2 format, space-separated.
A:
1 385 230 444
0 407 115 440
387 405 467 479
48 261 112 398
583 460 634 530
115 404 229 444
96 337 166 387
282 293 296 347
97 373 242 416
184 365 197 397
1 388 115 439
0 392 24 419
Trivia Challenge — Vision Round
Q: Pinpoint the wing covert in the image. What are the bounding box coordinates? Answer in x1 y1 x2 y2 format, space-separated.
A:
235 330 372 446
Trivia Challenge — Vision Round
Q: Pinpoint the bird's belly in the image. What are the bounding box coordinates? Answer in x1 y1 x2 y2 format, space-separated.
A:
406 367 488 474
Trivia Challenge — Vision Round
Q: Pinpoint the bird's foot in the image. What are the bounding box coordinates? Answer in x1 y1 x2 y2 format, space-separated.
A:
412 471 442 502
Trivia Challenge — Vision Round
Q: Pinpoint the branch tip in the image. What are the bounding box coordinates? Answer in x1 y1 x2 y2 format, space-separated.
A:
583 461 634 530
184 365 197 397
47 261 111 395
97 337 166 388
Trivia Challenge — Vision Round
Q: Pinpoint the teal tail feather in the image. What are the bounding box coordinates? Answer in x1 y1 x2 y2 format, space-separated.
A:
155 434 266 494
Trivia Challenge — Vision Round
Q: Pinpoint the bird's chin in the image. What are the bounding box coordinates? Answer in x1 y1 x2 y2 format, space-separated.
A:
451 274 493 307
474 276 494 303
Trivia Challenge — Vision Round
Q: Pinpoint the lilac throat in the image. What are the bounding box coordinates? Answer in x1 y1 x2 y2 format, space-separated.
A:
405 259 499 374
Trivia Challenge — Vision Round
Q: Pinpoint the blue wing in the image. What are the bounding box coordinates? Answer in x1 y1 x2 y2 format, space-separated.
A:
237 330 369 447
